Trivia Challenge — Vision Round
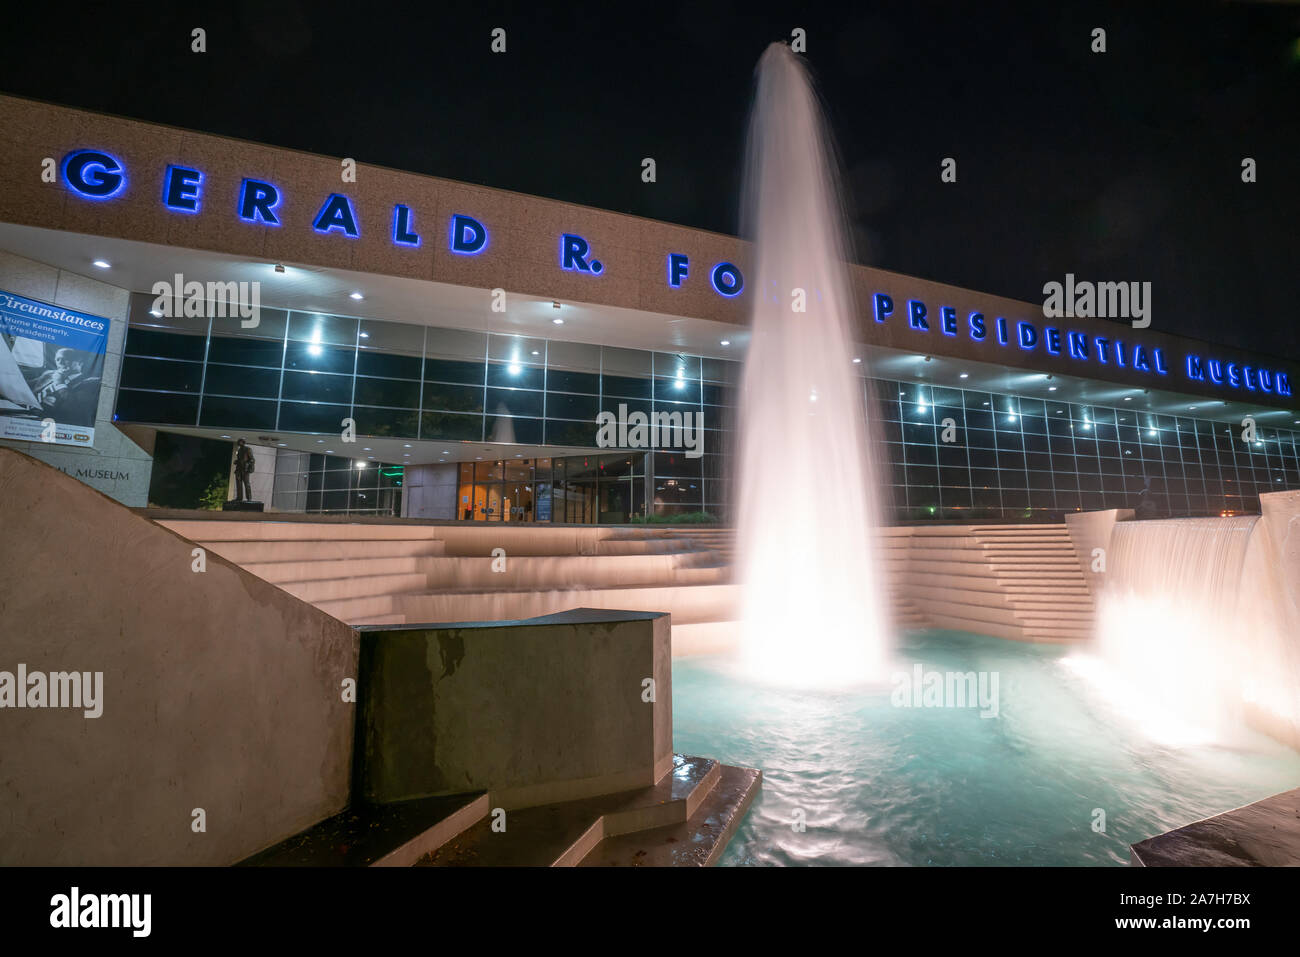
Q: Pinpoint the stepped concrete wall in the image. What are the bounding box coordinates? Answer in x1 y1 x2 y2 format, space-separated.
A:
0 448 358 865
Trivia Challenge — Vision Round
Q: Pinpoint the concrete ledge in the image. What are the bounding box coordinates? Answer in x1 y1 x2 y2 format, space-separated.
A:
1131 787 1300 866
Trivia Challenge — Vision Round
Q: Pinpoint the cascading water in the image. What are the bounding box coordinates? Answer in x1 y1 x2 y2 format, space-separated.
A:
1076 516 1300 747
733 43 892 688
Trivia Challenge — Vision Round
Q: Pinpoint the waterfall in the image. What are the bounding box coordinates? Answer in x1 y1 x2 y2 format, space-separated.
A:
1087 516 1300 746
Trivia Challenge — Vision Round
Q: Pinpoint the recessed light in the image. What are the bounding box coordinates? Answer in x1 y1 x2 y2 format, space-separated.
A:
403 444 411 448
959 373 968 378
220 435 231 439
721 340 731 347
852 357 861 364
359 332 369 339
350 292 364 300
532 350 540 356
1048 386 1057 391
92 260 110 269
553 317 564 325
1123 396 1132 401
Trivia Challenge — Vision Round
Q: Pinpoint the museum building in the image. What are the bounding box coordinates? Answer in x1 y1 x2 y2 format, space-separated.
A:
1 94 1297 523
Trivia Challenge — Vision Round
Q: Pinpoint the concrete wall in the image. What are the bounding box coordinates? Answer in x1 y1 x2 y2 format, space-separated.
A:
1064 508 1134 594
0 248 152 505
0 448 358 865
402 462 457 520
355 609 672 810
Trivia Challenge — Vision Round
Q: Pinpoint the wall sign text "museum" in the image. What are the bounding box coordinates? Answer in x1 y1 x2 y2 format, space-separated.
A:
59 150 744 299
872 293 1292 399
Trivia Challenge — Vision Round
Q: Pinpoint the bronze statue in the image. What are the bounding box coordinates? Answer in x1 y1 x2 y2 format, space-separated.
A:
233 439 254 502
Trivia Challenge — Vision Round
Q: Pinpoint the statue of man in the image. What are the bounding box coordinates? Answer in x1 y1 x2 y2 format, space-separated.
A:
233 439 255 502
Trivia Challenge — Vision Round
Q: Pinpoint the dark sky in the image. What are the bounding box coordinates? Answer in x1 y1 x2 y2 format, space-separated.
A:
2 1 1297 358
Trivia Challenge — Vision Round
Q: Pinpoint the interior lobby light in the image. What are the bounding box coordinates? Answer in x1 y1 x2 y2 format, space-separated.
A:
92 259 110 269
852 357 861 363
350 292 364 300
355 461 367 469
553 317 564 325
721 340 731 347
959 372 968 378
508 363 522 375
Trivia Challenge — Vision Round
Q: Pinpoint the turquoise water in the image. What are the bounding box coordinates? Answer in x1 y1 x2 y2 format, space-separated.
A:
671 630 1300 866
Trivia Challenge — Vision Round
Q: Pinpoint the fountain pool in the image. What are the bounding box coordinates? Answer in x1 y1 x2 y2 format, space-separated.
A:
672 628 1300 866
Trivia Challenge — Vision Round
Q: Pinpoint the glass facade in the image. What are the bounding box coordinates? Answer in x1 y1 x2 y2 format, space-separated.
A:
116 293 1300 522
877 382 1300 521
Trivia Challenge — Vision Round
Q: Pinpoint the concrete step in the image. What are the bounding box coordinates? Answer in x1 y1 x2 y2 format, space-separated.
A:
201 538 446 564
417 755 736 867
160 519 438 542
282 572 430 605
396 582 741 628
239 792 489 867
243 555 431 584
580 764 762 866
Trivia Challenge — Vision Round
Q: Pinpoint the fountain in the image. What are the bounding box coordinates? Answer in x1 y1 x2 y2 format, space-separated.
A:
1075 514 1300 748
733 43 892 688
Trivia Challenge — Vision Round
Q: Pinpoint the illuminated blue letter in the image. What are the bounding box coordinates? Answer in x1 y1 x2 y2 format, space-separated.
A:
668 253 689 288
313 194 360 238
162 165 202 213
1045 328 1061 355
393 205 420 247
908 300 929 331
969 312 986 340
1017 321 1038 350
940 306 957 336
451 214 487 254
63 150 125 200
238 179 281 226
1186 354 1204 381
711 262 743 296
874 293 893 323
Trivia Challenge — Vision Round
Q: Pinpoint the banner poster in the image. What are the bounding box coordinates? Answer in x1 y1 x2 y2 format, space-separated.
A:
0 289 109 448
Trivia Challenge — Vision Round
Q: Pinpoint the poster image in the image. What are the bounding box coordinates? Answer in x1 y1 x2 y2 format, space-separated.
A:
0 289 109 448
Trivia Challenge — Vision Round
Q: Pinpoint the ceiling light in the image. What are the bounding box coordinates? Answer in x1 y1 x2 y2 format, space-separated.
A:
852 357 862 364
553 318 564 325
359 332 369 339
721 340 731 346
531 350 540 356
92 259 110 269
1048 386 1057 391
350 292 364 300
959 373 968 379
1123 396 1132 401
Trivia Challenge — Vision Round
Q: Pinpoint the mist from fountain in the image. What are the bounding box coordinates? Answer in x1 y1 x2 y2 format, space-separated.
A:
733 43 893 688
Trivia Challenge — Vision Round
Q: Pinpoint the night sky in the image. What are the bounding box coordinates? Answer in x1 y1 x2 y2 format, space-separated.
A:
2 1 1297 358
